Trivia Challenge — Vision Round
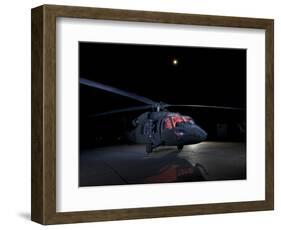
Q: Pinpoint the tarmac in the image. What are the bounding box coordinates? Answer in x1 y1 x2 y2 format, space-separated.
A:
79 141 246 186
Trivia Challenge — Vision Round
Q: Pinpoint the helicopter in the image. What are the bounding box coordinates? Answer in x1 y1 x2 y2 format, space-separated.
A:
80 78 243 153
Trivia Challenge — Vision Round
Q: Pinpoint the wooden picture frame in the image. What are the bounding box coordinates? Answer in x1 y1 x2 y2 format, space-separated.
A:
31 4 274 225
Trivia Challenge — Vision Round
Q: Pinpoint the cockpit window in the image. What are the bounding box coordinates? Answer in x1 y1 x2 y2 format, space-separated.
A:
164 118 173 129
183 116 195 124
163 115 194 130
171 115 184 127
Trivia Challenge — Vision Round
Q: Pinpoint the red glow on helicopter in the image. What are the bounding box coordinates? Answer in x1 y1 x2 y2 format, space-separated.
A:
171 115 184 127
164 118 173 129
164 115 193 129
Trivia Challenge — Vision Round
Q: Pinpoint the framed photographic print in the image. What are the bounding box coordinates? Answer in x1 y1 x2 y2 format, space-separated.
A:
31 4 274 225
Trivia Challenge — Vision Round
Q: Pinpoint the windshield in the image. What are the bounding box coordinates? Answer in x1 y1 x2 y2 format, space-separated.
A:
163 115 194 130
171 115 184 127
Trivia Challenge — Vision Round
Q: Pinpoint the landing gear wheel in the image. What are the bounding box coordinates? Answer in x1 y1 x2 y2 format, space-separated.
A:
146 143 153 153
177 145 184 151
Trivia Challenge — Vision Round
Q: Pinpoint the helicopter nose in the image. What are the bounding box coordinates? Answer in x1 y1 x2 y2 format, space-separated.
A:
194 125 207 141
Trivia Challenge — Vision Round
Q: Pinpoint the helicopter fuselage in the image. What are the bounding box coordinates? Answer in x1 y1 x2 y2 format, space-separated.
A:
127 111 207 153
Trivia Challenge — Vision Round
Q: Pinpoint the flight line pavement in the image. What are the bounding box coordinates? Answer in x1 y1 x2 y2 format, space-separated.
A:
79 141 246 187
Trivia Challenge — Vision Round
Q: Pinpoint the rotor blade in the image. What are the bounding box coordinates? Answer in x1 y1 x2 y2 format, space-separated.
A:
90 105 153 117
80 78 156 105
164 104 245 110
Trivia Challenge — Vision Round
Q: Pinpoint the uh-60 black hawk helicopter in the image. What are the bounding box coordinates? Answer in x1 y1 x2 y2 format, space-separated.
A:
80 78 243 153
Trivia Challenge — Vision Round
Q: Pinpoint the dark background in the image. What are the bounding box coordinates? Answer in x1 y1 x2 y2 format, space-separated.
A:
79 42 246 148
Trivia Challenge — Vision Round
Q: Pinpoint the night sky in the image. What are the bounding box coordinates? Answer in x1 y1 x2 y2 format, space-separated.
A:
79 42 246 147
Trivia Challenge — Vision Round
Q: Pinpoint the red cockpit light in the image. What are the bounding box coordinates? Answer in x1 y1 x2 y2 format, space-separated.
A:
164 118 173 129
164 115 194 130
171 115 184 127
